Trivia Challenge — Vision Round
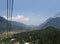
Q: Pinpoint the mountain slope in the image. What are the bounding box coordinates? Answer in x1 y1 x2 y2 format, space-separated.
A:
12 21 27 29
40 17 60 29
0 16 28 33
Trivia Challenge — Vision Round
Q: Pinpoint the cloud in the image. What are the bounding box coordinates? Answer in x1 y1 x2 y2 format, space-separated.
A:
3 15 30 22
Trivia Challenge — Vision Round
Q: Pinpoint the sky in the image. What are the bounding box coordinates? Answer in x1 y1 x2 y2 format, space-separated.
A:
0 0 60 25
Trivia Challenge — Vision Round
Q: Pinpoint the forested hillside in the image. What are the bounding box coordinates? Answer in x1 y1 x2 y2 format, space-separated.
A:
2 26 60 44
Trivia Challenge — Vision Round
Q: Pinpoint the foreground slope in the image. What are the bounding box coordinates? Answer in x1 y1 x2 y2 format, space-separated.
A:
3 26 60 44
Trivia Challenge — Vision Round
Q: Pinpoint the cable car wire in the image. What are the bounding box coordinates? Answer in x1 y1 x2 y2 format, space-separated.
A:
7 0 14 35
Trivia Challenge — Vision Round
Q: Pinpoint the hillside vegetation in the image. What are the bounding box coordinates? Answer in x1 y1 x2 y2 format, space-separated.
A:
2 26 60 44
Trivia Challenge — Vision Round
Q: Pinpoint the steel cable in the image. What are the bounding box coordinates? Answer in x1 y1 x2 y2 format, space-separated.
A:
7 0 14 35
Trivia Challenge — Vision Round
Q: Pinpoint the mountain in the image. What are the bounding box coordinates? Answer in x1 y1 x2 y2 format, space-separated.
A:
0 16 28 33
40 17 60 29
12 21 27 28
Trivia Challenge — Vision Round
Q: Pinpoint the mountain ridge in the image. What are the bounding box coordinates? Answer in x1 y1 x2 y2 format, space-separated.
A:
40 17 60 29
0 16 28 33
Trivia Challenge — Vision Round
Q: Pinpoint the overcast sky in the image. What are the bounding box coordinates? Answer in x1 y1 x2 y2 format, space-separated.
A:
0 0 60 25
